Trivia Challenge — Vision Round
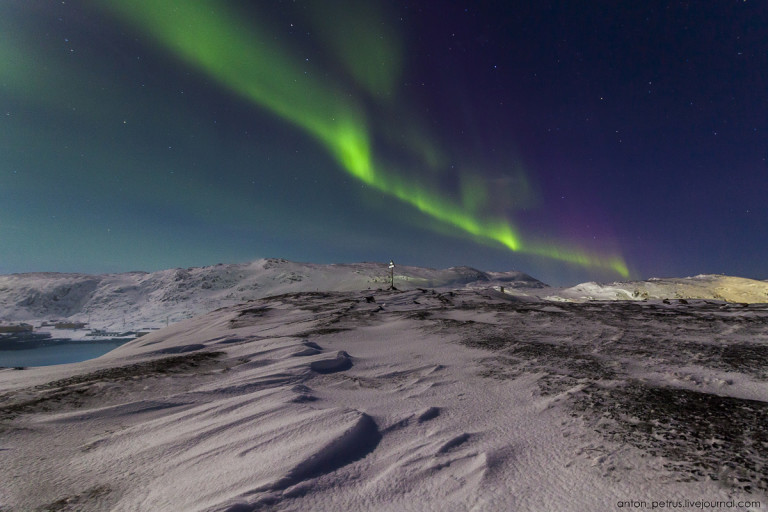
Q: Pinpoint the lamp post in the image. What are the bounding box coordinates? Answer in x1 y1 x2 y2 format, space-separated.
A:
388 260 395 289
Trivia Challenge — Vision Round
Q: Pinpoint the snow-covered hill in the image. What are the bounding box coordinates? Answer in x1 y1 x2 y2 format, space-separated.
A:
551 274 768 303
2 260 767 333
2 288 766 510
0 259 545 329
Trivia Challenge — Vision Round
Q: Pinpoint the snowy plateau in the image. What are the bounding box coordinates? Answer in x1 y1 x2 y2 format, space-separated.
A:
1 259 767 511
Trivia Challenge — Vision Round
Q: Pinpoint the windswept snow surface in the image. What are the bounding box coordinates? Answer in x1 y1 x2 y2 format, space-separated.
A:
0 259 545 329
1 289 766 511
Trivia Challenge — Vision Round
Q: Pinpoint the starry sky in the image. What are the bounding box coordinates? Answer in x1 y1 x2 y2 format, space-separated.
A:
1 1 766 286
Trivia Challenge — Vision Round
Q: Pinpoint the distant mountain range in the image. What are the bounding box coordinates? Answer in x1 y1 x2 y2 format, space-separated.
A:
0 258 766 329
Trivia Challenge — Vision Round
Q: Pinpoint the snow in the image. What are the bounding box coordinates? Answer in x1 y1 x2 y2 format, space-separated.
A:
0 259 545 331
552 274 768 303
3 261 766 336
1 279 766 510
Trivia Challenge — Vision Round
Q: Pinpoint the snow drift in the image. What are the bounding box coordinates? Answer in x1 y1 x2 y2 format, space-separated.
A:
1 286 766 510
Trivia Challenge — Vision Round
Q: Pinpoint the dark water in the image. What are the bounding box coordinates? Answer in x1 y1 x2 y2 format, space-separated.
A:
0 339 129 367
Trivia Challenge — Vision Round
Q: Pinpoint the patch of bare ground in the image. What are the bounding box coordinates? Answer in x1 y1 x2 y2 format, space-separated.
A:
0 352 224 422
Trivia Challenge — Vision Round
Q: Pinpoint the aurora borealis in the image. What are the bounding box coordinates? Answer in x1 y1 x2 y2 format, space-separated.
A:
1 1 766 284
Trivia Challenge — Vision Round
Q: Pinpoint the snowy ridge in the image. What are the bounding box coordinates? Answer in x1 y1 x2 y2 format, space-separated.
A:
3 260 767 335
551 274 768 303
1 289 766 510
0 259 544 329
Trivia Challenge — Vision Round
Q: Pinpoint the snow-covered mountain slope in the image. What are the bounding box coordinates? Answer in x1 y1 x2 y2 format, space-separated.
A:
1 289 766 510
0 259 545 329
2 260 766 333
551 274 768 303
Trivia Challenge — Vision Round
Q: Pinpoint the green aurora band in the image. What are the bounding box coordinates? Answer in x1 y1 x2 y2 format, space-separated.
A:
99 0 629 277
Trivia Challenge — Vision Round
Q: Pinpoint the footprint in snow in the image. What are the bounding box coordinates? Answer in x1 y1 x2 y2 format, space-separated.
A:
437 433 471 454
310 351 352 374
292 340 323 357
418 406 441 423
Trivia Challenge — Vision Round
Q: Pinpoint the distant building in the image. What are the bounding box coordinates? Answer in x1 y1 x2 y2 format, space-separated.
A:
0 323 33 333
54 322 88 330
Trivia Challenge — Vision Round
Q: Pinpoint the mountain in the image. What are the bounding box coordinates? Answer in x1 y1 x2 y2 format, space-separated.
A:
0 259 546 329
2 260 767 333
551 274 768 303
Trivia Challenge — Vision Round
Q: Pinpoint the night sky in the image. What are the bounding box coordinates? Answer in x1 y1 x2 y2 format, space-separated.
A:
2 1 766 285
